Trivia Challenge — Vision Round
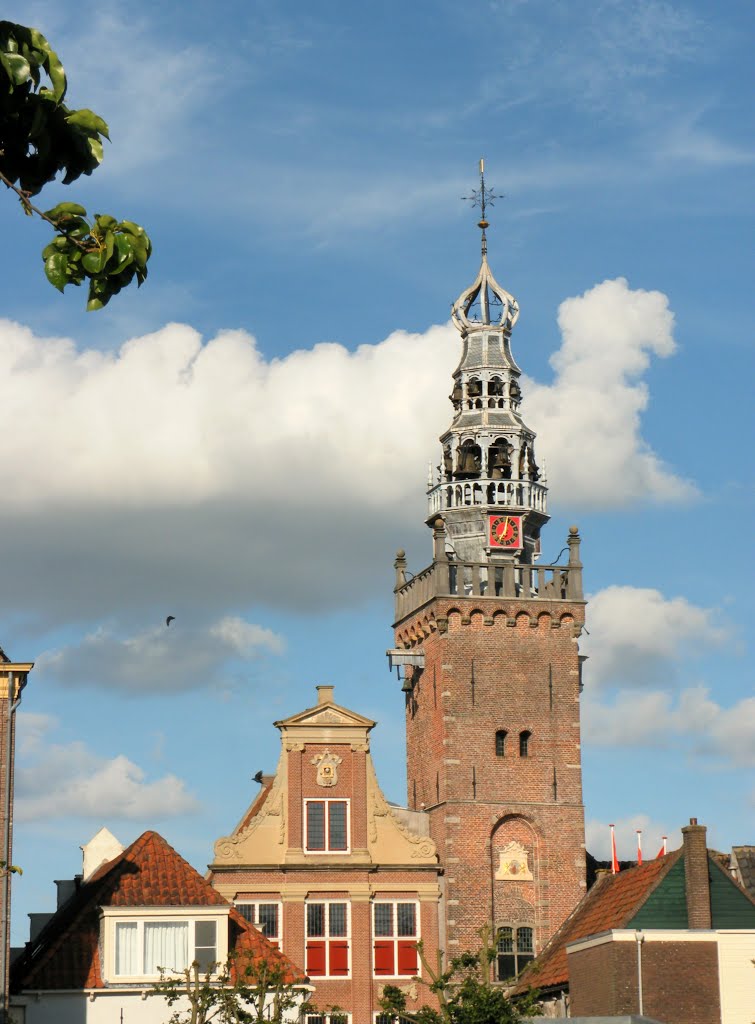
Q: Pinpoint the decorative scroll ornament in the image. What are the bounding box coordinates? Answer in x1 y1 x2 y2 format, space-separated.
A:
311 748 343 788
494 840 533 880
366 759 437 860
213 753 286 860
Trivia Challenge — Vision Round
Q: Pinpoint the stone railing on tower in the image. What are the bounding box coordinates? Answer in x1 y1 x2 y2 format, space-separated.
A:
428 478 547 517
394 521 583 624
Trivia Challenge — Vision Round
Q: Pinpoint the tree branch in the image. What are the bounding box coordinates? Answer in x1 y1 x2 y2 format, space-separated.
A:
0 163 90 250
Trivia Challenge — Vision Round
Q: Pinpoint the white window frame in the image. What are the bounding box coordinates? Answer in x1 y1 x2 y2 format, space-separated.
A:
305 899 351 979
305 1015 352 1024
304 798 351 854
372 899 420 979
102 906 229 983
234 900 283 946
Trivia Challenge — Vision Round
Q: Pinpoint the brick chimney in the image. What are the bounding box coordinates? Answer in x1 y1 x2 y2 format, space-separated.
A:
682 817 711 929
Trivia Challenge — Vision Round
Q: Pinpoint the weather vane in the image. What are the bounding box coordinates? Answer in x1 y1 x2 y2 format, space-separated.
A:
462 158 504 256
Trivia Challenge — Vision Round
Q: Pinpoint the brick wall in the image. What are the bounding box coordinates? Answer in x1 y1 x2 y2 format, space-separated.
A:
397 594 586 957
569 937 722 1024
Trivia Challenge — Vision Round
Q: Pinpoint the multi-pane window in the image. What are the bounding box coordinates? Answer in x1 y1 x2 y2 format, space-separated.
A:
495 730 507 756
305 901 350 977
235 902 281 946
519 730 531 757
305 800 349 853
496 925 534 980
114 918 218 977
373 901 419 977
305 1015 351 1024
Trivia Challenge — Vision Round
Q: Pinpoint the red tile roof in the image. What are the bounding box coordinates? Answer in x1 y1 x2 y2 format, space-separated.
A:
12 831 303 991
514 850 681 994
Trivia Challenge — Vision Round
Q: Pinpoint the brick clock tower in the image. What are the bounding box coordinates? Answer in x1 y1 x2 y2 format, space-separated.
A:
391 166 587 977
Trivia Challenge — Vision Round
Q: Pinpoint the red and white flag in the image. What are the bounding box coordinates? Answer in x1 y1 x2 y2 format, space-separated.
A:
610 824 620 874
656 835 668 859
636 829 643 866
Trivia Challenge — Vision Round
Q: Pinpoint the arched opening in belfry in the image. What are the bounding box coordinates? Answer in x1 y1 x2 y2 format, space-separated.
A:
488 437 512 480
467 378 482 402
455 440 482 479
488 375 504 397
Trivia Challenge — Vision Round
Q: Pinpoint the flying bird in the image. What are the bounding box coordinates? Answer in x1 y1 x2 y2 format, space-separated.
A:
253 770 264 784
166 615 175 627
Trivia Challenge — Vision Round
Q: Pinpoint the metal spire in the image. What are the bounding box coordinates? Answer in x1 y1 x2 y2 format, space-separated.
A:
462 158 504 260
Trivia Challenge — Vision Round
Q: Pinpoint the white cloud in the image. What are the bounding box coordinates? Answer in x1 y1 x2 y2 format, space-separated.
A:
37 616 284 694
582 686 755 767
15 712 199 821
0 277 688 622
585 813 681 862
526 278 695 507
583 585 728 688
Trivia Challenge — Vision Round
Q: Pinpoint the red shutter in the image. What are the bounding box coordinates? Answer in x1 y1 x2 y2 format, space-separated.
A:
306 940 326 976
329 940 349 976
374 939 395 976
397 940 418 976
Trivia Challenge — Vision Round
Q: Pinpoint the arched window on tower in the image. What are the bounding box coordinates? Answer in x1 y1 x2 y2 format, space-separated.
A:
519 730 531 757
495 730 507 757
496 925 534 981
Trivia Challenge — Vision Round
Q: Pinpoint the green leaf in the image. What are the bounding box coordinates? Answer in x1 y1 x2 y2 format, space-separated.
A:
46 51 67 102
109 233 134 274
86 296 105 312
43 201 87 220
0 50 31 87
87 136 104 164
82 249 107 274
120 220 147 237
94 214 118 230
44 252 69 292
65 108 110 140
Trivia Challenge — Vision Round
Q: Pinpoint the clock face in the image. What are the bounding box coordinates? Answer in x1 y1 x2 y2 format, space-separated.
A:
489 514 523 549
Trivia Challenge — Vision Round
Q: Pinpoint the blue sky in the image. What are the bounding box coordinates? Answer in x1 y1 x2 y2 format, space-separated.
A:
1 0 753 943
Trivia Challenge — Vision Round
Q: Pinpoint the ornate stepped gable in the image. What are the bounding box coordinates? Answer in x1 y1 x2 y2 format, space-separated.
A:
212 690 437 867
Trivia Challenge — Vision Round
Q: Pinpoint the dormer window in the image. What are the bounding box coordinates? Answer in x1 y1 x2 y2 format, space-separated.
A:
104 908 228 981
305 799 350 853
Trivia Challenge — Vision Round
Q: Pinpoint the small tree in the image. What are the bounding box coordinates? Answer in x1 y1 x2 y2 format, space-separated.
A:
151 949 306 1024
0 21 151 309
379 929 538 1024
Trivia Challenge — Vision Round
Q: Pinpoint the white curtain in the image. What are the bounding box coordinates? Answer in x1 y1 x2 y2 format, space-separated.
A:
144 921 189 974
115 922 139 976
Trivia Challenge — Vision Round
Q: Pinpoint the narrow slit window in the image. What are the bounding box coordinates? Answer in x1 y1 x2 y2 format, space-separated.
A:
495 730 507 757
519 730 531 757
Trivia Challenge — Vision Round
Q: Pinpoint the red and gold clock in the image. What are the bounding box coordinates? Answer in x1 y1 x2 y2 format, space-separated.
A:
489 514 522 550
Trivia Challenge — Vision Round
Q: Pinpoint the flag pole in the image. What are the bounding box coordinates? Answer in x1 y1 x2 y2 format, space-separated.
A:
610 823 620 874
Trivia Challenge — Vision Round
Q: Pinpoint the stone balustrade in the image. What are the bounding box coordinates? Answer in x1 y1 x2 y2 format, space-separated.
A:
394 525 583 623
427 478 548 516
